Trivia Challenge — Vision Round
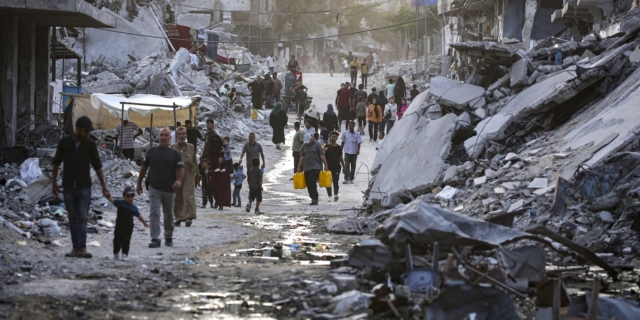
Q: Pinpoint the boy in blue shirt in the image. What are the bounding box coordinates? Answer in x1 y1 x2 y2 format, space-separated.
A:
232 162 246 207
108 186 149 260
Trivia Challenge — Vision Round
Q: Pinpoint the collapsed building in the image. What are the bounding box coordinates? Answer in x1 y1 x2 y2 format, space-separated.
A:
348 5 640 320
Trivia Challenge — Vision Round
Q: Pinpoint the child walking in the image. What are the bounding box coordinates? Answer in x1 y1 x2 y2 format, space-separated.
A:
232 162 246 207
198 158 214 208
108 186 148 260
246 158 263 215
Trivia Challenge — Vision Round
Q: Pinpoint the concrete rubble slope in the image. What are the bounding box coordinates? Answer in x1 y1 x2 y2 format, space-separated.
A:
369 91 457 208
557 64 640 176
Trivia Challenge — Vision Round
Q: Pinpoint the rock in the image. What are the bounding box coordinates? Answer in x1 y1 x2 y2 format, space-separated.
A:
470 97 486 109
474 176 487 186
527 70 540 85
475 108 487 119
510 58 529 87
457 112 472 127
598 211 615 223
553 153 570 159
442 166 459 184
485 169 496 178
430 76 485 109
493 89 505 100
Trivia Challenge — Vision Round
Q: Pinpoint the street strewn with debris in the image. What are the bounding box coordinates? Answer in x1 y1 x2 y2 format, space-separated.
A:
3 0 640 319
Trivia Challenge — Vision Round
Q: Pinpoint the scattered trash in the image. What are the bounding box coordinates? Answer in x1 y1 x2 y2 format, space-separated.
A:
87 241 101 247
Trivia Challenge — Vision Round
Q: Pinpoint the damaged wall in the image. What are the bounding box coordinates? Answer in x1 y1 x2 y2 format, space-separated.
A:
76 6 168 66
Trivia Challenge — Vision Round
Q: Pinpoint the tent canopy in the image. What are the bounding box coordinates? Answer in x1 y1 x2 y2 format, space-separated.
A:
69 93 200 130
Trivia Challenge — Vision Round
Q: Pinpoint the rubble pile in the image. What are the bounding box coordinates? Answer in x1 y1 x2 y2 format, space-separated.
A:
314 200 640 319
352 11 640 320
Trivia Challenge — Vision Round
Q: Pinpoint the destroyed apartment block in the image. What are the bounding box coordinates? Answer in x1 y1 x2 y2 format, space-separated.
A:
359 9 640 319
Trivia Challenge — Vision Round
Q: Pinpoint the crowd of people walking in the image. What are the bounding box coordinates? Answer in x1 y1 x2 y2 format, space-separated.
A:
51 52 420 260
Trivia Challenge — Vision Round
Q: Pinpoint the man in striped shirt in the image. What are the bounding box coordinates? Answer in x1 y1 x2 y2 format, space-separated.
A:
115 120 143 160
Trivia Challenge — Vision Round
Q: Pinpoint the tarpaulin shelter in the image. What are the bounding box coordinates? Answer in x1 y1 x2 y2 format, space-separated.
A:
66 93 200 130
62 93 200 148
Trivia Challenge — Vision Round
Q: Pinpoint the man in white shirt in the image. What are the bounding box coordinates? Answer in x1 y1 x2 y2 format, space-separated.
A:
340 120 363 184
266 52 276 74
302 119 316 136
170 122 181 144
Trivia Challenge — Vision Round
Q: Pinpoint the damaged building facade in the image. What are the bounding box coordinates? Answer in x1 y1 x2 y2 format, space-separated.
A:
0 1 114 151
437 0 632 55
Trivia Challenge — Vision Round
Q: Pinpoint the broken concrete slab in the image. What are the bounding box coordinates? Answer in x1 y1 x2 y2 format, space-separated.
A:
370 112 457 208
442 166 459 184
464 113 512 158
508 199 524 213
430 76 484 109
527 178 548 189
469 96 486 109
510 58 528 87
560 66 640 175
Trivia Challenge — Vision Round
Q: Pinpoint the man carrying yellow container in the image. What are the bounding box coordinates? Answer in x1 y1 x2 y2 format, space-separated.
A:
323 131 345 202
297 133 329 205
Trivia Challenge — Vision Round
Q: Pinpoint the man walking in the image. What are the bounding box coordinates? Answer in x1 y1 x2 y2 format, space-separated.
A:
239 132 266 175
248 76 265 110
349 57 359 85
346 51 354 65
266 52 276 74
324 131 345 202
341 120 363 184
291 121 305 175
272 72 282 102
136 128 185 248
264 74 275 109
52 116 110 258
115 118 143 161
328 54 335 77
184 120 205 147
298 134 329 205
287 55 299 73
336 83 352 131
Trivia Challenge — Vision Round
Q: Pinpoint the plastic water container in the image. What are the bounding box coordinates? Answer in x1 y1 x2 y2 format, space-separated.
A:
293 172 306 189
319 170 332 188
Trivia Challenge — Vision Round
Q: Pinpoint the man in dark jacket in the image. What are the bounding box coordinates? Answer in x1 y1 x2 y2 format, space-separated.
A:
52 116 111 258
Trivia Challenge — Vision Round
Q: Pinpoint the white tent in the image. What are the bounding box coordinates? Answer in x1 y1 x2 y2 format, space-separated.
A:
90 93 197 120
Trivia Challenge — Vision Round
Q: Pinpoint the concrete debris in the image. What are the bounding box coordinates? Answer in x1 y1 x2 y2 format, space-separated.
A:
430 76 484 109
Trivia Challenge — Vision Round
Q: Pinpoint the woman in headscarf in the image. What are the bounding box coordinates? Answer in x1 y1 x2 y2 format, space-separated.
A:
394 76 407 104
172 127 199 227
322 104 338 132
377 91 389 133
206 134 232 209
269 102 288 150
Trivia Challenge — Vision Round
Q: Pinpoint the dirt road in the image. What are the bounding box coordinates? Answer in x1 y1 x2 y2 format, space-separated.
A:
0 73 381 319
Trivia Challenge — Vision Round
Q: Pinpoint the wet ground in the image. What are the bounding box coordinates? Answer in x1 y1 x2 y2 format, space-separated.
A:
0 73 379 319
